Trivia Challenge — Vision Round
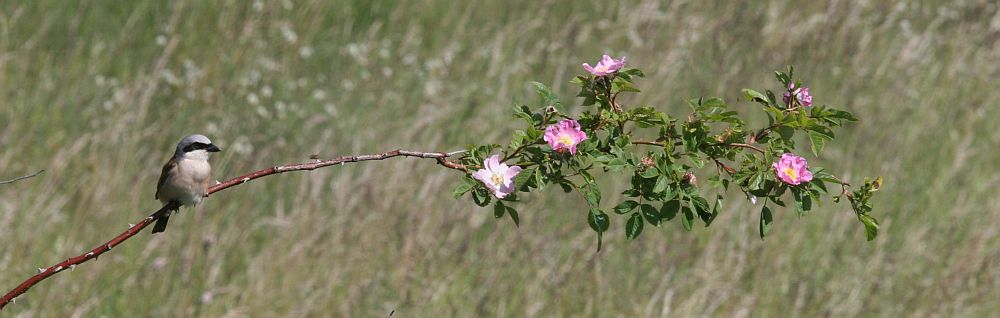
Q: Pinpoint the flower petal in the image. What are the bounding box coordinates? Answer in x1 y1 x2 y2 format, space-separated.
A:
484 155 501 172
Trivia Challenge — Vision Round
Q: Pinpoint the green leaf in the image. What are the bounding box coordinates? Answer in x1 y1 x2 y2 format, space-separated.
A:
588 208 610 251
529 81 563 112
494 202 506 219
514 168 536 191
453 182 474 198
621 68 645 78
653 175 670 193
793 188 812 216
583 182 602 206
759 205 773 239
639 167 660 179
827 108 859 121
859 214 879 241
606 158 628 172
508 207 520 227
588 208 610 232
807 130 828 157
472 188 492 206
613 200 640 214
742 89 769 105
681 205 694 231
660 199 680 221
626 212 644 240
690 195 715 226
640 204 660 226
612 77 641 93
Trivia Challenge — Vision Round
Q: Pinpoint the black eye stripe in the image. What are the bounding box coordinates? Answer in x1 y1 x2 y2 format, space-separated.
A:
183 142 211 152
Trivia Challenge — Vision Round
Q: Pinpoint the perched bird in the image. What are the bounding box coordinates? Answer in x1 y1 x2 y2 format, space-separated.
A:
153 134 221 233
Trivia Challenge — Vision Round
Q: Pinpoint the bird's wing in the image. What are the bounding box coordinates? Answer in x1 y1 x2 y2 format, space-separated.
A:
155 158 178 200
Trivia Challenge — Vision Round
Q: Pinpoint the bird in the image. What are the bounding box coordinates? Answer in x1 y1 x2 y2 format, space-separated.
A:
152 134 221 233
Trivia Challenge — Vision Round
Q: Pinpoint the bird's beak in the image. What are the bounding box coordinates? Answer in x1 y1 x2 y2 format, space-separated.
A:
207 144 221 152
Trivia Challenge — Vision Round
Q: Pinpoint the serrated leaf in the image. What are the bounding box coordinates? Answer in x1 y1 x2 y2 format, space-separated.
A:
529 81 563 112
588 208 610 232
860 214 879 241
793 189 812 216
827 108 859 121
472 188 492 206
613 200 640 214
494 202 506 219
681 206 694 231
660 199 680 221
583 182 601 206
653 175 670 193
453 183 474 198
606 158 628 172
759 205 773 239
742 89 769 105
639 167 660 179
807 130 827 157
508 207 520 227
690 195 715 226
626 212 644 240
640 204 660 226
514 168 536 191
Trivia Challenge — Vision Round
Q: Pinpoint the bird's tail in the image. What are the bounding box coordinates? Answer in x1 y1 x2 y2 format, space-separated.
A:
151 209 174 234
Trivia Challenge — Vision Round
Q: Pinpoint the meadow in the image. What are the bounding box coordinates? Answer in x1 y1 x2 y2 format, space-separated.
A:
1 0 998 316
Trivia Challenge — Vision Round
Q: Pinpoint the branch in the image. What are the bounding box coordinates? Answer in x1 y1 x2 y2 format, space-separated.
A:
0 149 466 310
0 170 44 185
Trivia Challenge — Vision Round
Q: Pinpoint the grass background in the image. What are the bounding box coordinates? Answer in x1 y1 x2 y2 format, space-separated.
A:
1 0 998 316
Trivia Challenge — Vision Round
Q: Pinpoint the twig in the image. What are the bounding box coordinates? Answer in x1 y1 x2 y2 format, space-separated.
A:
721 143 765 154
0 170 44 185
0 149 466 310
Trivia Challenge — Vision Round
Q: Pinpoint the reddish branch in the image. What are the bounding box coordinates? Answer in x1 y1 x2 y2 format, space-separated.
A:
0 149 467 310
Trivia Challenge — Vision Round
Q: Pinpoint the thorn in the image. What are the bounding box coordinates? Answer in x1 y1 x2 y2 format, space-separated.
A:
37 268 45 273
54 266 63 272
128 223 135 228
106 244 112 250
70 264 77 270
85 252 94 257
241 177 250 183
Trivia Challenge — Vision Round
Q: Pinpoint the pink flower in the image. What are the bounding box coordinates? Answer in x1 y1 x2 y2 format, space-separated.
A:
543 119 588 155
783 83 813 107
582 54 626 76
472 154 522 199
772 153 814 185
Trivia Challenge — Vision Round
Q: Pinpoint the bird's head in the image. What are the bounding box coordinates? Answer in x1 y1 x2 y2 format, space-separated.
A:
174 134 221 160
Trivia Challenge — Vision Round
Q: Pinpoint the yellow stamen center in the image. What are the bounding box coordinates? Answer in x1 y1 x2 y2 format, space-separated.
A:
490 173 504 186
783 168 798 180
558 135 575 147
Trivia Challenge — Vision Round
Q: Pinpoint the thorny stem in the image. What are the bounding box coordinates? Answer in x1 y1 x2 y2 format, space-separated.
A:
0 149 467 310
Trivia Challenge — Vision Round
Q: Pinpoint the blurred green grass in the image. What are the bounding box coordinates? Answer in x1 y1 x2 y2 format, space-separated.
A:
1 0 998 316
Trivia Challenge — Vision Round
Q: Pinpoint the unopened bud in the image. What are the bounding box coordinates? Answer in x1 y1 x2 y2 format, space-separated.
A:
641 156 655 168
682 172 698 187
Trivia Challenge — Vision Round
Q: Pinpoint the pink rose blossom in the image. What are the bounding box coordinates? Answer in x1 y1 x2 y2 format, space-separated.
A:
772 153 814 185
472 154 522 199
783 83 813 107
582 54 626 76
543 119 588 155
